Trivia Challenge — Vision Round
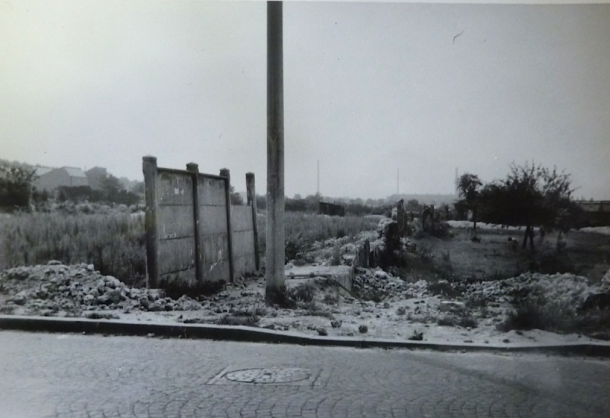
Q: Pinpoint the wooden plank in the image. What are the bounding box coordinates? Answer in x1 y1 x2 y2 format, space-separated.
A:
200 205 228 235
159 268 197 290
204 259 230 283
158 238 196 276
232 206 253 232
156 171 193 206
197 176 226 206
157 205 194 239
232 230 254 258
234 255 256 278
201 233 229 264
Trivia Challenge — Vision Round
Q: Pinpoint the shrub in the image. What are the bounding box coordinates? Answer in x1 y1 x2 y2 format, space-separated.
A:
458 316 478 328
217 314 259 327
322 292 340 305
287 282 316 303
498 296 579 333
426 280 461 298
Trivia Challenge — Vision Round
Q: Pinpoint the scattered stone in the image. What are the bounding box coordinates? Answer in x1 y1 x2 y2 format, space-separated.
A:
502 338 510 343
409 331 424 341
331 320 342 328
317 327 328 336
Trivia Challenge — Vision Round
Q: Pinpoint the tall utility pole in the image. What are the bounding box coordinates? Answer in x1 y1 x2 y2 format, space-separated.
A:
266 1 285 305
397 168 399 195
317 160 320 195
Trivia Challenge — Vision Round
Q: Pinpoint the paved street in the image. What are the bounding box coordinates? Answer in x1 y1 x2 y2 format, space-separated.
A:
1 330 609 418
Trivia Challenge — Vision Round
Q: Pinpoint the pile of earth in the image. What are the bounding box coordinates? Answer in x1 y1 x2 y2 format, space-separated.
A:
465 270 610 312
352 268 429 302
0 261 202 317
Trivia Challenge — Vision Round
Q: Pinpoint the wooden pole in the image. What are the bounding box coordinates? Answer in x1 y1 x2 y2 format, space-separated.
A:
220 168 235 283
142 156 159 288
266 1 285 304
186 162 203 285
246 172 260 271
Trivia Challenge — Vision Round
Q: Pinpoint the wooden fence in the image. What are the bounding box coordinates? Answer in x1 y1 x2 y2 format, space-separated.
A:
142 156 259 291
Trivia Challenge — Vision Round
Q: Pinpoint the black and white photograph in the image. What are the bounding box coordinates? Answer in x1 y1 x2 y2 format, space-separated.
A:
1 0 609 417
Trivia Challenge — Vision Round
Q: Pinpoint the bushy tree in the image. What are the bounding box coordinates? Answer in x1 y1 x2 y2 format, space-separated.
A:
0 164 37 210
455 173 483 235
479 162 581 249
230 186 244 205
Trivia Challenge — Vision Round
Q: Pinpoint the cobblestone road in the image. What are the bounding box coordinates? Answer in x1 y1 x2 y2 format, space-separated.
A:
1 330 609 418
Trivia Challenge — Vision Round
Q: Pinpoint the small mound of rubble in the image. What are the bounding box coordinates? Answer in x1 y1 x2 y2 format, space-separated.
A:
464 272 605 311
0 261 202 316
352 268 429 302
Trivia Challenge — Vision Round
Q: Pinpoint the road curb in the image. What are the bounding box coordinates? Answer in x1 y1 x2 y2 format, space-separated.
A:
1 314 610 357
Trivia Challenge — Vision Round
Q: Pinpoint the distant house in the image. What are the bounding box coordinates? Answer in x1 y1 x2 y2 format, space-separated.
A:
35 167 89 191
576 200 610 227
86 167 107 190
318 201 346 217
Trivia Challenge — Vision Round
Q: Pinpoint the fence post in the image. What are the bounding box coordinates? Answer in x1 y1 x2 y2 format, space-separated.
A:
246 172 260 271
186 163 203 285
142 156 159 288
220 168 235 283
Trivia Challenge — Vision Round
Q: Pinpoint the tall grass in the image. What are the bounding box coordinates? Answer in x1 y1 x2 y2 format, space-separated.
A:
257 212 380 256
0 211 380 286
0 212 146 286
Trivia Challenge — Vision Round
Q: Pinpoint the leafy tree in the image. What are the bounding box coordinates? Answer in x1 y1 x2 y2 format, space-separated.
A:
479 162 581 249
230 186 244 205
0 164 37 210
456 173 483 235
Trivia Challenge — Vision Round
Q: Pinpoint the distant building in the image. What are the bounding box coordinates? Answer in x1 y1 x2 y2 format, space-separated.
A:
86 167 108 190
35 167 89 191
318 201 345 217
576 200 610 227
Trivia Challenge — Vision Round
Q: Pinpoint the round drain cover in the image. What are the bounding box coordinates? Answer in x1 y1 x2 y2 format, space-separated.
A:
224 367 310 384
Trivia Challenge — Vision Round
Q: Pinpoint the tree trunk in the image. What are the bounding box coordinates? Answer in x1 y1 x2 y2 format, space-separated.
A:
473 207 477 236
522 221 535 250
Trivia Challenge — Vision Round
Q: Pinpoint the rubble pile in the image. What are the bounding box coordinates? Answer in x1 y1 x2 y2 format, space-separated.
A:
0 261 202 316
352 268 429 301
464 272 605 310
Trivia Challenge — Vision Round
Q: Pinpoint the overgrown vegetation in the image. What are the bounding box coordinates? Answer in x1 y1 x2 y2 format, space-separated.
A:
257 212 379 259
0 164 36 211
0 212 146 286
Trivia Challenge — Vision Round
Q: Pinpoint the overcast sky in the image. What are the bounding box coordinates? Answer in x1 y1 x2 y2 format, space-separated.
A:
1 1 609 199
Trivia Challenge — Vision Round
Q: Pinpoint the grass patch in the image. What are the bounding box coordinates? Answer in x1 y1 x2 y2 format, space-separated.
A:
231 307 267 317
257 212 379 256
438 314 478 328
85 312 120 320
498 296 610 336
287 282 316 303
217 314 260 327
322 292 340 305
426 280 461 298
0 212 145 286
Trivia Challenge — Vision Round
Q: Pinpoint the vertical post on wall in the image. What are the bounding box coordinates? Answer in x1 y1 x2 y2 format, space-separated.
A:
220 168 235 283
266 0 285 303
246 172 260 271
186 163 203 285
142 156 159 288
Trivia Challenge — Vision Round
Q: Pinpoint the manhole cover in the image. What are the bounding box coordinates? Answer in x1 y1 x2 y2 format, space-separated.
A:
224 367 310 384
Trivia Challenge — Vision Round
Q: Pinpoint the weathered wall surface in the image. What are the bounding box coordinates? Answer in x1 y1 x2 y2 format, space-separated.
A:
155 171 197 289
197 175 230 283
144 157 258 291
232 205 256 277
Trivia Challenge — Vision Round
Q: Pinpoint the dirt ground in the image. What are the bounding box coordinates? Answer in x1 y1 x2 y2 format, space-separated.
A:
421 226 610 284
2 222 608 347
